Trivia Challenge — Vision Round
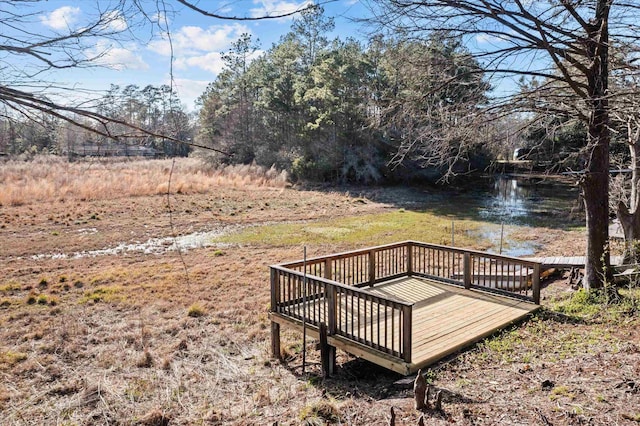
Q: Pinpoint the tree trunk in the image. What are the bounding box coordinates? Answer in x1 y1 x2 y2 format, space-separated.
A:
617 200 640 263
616 134 640 263
583 2 613 290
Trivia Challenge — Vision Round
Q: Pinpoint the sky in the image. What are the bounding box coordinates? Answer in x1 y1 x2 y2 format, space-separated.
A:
28 0 370 111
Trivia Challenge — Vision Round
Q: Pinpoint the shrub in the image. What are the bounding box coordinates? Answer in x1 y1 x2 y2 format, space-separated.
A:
187 303 205 318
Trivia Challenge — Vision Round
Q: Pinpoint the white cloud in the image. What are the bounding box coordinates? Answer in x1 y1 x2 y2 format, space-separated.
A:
476 33 510 44
89 41 148 71
148 24 251 57
175 49 264 75
40 6 81 30
147 24 263 76
172 78 212 109
250 0 313 19
102 10 128 32
175 52 226 74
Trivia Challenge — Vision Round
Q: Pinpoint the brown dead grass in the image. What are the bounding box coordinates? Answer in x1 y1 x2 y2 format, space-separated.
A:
0 156 288 206
0 161 636 425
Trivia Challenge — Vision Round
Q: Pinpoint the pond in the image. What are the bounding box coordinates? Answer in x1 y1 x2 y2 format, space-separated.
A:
477 175 581 225
469 175 581 256
408 175 582 257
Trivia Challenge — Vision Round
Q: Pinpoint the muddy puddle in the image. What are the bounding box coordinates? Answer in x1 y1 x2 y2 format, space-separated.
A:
30 228 233 260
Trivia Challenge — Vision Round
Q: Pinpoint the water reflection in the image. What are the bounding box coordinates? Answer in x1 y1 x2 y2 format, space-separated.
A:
478 176 580 225
468 176 580 257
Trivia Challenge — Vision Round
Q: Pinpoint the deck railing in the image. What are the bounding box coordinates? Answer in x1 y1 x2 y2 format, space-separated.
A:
270 265 413 361
271 241 540 365
409 242 541 303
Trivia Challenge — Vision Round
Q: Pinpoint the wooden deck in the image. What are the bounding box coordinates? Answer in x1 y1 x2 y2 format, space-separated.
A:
526 255 623 268
270 241 541 375
271 276 538 374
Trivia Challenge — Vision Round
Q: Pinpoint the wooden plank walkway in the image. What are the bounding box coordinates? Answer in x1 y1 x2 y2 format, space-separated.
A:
525 256 623 268
272 276 538 374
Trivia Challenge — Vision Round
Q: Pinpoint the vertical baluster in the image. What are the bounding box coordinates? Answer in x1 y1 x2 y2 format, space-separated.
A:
356 291 360 342
430 248 437 275
377 302 381 349
287 273 292 316
483 257 487 288
391 304 396 355
506 260 510 292
352 255 356 284
316 280 320 324
384 300 388 353
369 296 374 344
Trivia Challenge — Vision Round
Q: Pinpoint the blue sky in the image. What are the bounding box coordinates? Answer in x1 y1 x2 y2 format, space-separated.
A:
31 0 369 111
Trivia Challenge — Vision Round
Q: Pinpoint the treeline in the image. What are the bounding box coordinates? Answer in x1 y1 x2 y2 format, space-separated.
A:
195 8 492 183
1 7 500 183
0 84 193 158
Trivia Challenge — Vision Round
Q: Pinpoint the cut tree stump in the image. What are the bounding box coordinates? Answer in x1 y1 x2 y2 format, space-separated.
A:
414 369 427 410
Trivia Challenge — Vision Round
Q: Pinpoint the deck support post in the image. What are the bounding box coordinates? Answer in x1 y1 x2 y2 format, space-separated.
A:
271 321 281 359
407 242 413 276
463 253 472 289
369 250 376 286
324 259 332 280
402 305 412 363
270 267 279 311
319 322 336 377
270 267 281 359
532 263 541 304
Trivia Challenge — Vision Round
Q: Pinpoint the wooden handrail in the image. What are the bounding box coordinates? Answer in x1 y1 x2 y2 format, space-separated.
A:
271 265 413 360
408 241 542 268
270 265 412 307
277 241 411 268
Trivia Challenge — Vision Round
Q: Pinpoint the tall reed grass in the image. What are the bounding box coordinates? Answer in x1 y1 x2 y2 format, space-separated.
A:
0 156 289 206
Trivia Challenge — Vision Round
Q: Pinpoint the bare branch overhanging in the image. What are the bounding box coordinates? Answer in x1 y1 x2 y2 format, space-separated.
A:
366 0 640 104
0 84 230 155
0 0 336 153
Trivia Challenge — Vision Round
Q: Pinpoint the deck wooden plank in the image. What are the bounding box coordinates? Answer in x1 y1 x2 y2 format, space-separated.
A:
412 304 535 354
411 300 530 347
276 275 538 375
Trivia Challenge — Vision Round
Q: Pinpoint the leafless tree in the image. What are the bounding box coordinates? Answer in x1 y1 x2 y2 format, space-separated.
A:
0 0 328 154
609 52 640 262
366 0 640 290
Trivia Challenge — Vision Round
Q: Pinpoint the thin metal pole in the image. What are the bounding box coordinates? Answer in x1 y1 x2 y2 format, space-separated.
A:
451 220 455 246
302 246 307 374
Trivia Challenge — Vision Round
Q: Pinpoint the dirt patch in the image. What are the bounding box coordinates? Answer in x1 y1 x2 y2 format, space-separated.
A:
0 180 636 425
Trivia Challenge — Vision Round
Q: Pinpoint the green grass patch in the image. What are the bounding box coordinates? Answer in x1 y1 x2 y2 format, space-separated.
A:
554 289 605 318
187 303 206 318
552 287 640 322
0 351 27 368
80 286 123 304
214 210 482 247
299 399 342 424
0 282 21 293
476 310 625 364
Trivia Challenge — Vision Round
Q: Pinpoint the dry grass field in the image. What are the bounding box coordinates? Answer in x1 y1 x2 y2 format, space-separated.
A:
0 157 638 425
